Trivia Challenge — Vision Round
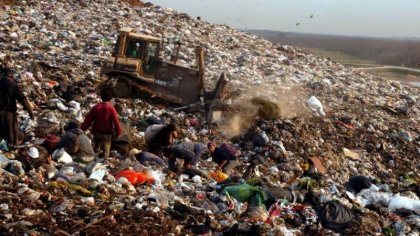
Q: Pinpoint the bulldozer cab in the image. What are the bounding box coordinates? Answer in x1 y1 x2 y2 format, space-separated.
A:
112 27 160 78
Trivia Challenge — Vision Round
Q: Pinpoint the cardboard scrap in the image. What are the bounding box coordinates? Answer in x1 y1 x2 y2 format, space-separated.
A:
343 148 364 160
309 157 327 174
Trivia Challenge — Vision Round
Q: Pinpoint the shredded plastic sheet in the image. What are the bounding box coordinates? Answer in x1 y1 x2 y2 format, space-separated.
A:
114 170 155 185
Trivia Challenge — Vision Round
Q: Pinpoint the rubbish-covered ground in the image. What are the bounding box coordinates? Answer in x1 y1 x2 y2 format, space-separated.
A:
0 0 419 235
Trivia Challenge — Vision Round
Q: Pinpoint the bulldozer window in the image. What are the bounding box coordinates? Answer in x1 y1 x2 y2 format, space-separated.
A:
143 42 158 76
114 36 121 56
125 40 143 58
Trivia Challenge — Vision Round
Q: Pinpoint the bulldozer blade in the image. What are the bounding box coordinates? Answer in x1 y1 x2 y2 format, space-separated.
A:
207 73 228 123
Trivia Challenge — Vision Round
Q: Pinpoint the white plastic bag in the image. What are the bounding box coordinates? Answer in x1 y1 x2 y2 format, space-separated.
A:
388 195 420 214
306 96 326 116
357 189 393 207
52 148 73 164
148 189 174 209
192 175 202 184
89 163 107 182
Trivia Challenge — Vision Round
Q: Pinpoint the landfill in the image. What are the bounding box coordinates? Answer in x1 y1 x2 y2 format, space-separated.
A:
0 0 419 235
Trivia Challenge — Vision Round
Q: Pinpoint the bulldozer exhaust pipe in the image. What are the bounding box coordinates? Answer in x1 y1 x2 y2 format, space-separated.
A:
196 46 205 76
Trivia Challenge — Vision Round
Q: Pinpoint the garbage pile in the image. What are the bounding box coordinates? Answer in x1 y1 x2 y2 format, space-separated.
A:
0 0 419 235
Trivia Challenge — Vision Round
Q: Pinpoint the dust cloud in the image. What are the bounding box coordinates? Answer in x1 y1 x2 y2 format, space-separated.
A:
219 85 310 138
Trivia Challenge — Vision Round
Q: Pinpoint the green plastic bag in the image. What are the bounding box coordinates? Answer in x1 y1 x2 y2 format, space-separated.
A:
223 184 267 206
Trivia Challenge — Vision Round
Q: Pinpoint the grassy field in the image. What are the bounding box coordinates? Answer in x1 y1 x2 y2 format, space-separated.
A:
252 30 420 69
302 47 376 66
303 47 420 86
364 68 420 83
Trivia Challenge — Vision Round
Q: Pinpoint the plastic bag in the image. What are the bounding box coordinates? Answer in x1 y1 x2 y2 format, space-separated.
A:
148 189 174 209
192 175 202 184
0 139 8 151
18 186 41 202
357 189 393 207
89 163 107 182
306 96 326 116
148 169 165 187
318 202 354 232
0 154 10 168
209 171 229 183
388 195 420 214
114 170 155 185
52 148 73 164
223 184 267 206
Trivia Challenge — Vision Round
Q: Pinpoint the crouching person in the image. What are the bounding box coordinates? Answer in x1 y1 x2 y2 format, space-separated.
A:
164 142 204 171
57 121 95 162
146 123 178 155
207 142 239 175
131 149 168 168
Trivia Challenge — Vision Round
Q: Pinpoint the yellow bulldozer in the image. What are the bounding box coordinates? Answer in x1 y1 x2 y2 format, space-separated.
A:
101 27 227 122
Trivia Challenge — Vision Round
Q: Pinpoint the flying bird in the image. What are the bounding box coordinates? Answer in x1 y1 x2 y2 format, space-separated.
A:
296 22 300 26
310 14 314 18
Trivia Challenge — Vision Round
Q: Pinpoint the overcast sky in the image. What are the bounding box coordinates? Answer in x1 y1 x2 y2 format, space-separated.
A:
147 0 420 38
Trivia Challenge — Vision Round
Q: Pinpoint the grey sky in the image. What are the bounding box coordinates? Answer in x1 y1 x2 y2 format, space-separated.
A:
147 0 420 38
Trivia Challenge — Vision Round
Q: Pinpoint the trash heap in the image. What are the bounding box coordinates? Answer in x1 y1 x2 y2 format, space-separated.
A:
0 0 419 235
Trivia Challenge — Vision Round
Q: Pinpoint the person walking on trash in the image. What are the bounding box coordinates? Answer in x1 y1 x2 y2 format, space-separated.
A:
81 89 122 158
0 66 34 147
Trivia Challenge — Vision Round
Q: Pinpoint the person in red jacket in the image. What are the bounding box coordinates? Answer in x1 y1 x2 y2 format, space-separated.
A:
81 89 121 158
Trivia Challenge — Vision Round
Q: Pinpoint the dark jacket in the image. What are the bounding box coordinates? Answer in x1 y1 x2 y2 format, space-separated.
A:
148 125 175 153
174 142 204 161
0 77 33 115
211 147 236 165
57 128 94 157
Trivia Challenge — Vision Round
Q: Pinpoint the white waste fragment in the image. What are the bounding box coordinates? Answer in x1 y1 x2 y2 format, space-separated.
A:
0 204 9 211
28 147 39 159
357 189 393 207
81 197 95 206
20 118 34 133
0 154 10 168
272 225 298 236
199 129 209 135
52 149 73 164
269 166 279 174
306 96 326 116
9 32 18 40
148 169 165 187
388 195 420 214
117 177 129 185
192 175 202 184
89 163 107 182
148 189 174 209
18 186 41 202
278 55 288 62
